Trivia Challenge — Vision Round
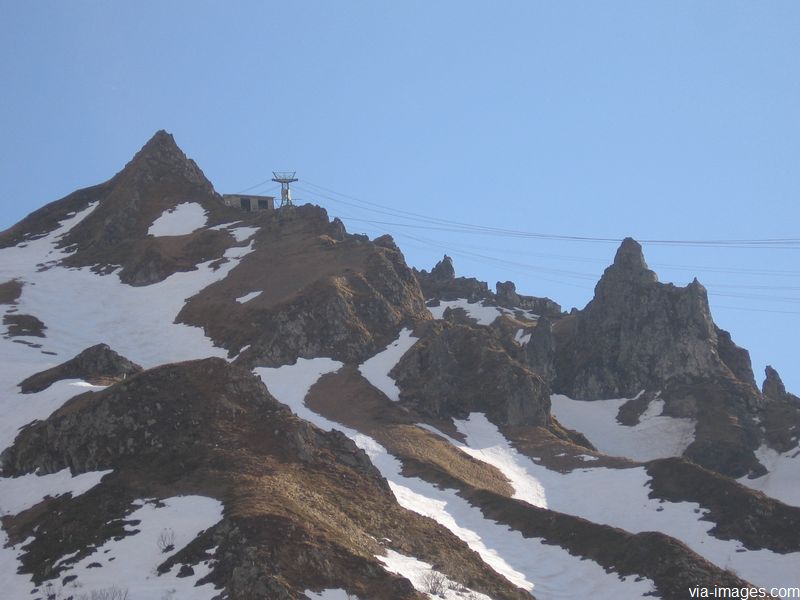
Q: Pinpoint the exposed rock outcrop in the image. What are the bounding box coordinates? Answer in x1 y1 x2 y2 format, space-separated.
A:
552 238 770 477
413 255 490 302
1 358 531 600
759 366 800 453
495 281 563 318
2 358 381 481
18 344 143 393
525 317 555 384
392 321 550 427
179 204 430 368
20 130 237 286
554 238 736 399
3 313 46 338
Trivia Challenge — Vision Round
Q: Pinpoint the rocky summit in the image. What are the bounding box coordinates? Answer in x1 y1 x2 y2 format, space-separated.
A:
1 131 799 600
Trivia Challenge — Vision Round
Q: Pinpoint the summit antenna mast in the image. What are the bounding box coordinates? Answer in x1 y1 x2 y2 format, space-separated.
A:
272 172 298 208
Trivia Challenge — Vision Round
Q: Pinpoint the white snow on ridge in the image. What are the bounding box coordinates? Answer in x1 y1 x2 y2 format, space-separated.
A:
358 328 418 401
428 299 503 326
550 394 695 462
148 202 208 236
0 468 111 516
40 496 224 600
0 205 258 451
209 223 260 242
739 445 800 507
0 467 112 597
236 290 262 303
305 590 360 599
257 361 657 599
446 413 800 591
255 358 343 421
377 549 491 599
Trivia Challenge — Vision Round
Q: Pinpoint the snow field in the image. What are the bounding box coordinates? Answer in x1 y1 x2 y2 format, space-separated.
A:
0 202 259 455
426 412 800 591
148 202 208 236
257 358 658 599
550 394 696 461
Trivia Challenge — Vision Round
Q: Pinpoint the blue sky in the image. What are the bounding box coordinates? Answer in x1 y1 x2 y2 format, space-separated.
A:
2 2 799 391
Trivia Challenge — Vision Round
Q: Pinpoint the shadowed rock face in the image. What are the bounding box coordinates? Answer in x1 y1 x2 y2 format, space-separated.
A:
554 238 744 399
413 255 490 302
392 321 551 427
18 343 143 393
551 238 776 477
495 281 563 319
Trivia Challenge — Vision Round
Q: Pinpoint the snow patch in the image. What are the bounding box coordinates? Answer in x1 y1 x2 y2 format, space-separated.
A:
358 328 418 401
304 590 360 599
255 358 343 421
739 444 800 507
256 361 657 599
148 202 208 236
235 290 262 303
210 223 260 242
514 328 531 345
0 468 111 516
377 549 491 599
428 299 503 326
550 394 695 461
447 412 800 591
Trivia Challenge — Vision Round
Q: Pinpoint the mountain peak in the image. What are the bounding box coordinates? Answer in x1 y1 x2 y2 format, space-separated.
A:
612 237 652 274
121 130 205 182
763 365 787 400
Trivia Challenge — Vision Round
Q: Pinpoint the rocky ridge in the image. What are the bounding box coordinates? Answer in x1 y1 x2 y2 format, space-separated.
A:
2 130 799 599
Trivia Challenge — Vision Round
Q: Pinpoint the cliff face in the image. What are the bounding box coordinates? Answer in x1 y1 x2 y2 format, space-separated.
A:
554 238 745 399
551 238 780 477
392 320 551 427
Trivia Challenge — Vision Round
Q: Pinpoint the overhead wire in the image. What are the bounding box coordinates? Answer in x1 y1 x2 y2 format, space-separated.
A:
232 175 800 312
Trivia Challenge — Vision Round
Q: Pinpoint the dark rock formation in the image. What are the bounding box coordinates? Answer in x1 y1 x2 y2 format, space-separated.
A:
0 279 23 304
1 358 383 483
180 204 430 368
759 366 800 453
3 314 46 337
495 281 563 318
553 238 770 477
413 255 490 302
18 344 143 393
763 366 791 402
21 131 236 286
715 326 757 389
525 317 555 384
431 254 455 280
392 321 550 427
554 238 747 399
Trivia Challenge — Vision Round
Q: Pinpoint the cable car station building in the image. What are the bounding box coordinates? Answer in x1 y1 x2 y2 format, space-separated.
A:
221 194 275 211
